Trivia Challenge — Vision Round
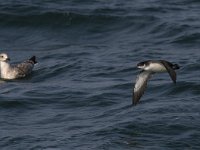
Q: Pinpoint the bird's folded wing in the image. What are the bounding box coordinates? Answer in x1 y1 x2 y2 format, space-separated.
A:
133 71 152 105
160 60 176 83
14 62 34 77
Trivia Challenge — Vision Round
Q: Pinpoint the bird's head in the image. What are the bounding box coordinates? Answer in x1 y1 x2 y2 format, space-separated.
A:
137 61 147 69
0 53 10 62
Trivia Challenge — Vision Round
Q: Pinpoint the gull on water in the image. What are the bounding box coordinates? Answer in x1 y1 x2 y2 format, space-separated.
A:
0 53 37 79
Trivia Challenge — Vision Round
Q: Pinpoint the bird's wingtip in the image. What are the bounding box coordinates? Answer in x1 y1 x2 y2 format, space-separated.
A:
29 56 37 64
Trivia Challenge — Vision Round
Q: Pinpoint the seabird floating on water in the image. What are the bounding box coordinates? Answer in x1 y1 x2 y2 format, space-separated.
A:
0 53 37 79
133 60 180 106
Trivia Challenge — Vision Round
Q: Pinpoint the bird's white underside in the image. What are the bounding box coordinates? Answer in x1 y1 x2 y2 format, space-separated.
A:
144 63 167 72
134 71 151 92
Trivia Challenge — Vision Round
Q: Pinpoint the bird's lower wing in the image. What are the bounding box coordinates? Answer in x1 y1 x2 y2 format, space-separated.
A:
133 71 152 105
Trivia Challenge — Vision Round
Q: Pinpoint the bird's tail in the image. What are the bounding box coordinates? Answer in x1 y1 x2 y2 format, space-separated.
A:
172 64 180 70
29 56 37 64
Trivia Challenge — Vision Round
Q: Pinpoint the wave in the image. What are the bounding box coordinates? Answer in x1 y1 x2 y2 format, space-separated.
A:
172 33 200 44
0 9 158 29
0 99 32 109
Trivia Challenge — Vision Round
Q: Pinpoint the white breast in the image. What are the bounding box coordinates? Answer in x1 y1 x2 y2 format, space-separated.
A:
0 62 17 79
145 63 167 73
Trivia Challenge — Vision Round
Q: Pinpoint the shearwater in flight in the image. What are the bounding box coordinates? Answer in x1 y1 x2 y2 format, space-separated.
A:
133 60 180 105
0 53 37 80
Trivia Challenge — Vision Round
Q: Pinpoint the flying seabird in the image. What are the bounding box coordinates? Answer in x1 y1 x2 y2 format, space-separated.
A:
133 60 180 105
0 53 37 79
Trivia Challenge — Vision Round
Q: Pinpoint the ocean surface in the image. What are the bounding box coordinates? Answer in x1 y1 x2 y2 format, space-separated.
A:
0 0 200 149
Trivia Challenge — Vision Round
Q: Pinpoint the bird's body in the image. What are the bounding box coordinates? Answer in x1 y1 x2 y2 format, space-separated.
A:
143 62 167 72
133 60 180 106
0 53 37 80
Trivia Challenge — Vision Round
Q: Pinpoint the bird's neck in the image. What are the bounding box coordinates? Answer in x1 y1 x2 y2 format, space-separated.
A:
1 61 10 69
0 61 11 75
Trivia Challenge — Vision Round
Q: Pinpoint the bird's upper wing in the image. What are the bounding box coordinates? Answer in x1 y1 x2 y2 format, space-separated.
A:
160 60 176 83
133 71 152 105
13 61 34 78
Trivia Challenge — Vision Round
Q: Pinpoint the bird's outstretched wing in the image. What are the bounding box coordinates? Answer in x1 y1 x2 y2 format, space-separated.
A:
160 60 176 84
133 71 152 105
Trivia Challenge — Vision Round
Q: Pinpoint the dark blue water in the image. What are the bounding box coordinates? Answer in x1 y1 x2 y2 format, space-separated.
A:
0 0 200 149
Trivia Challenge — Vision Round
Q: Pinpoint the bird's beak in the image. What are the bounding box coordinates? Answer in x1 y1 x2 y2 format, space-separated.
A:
6 58 10 61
